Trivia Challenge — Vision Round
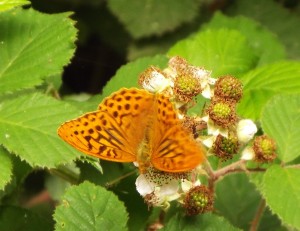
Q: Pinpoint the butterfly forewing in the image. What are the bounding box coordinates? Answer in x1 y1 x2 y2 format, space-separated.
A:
98 88 156 152
58 111 137 162
58 88 156 163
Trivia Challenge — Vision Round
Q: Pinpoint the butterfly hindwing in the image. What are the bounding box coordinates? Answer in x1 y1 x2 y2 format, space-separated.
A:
150 94 204 172
151 124 204 172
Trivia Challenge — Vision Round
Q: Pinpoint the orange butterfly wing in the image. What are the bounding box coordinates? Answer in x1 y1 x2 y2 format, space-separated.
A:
58 88 205 172
58 88 155 163
149 94 205 172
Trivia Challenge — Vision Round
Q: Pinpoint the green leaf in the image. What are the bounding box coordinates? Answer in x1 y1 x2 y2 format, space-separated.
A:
261 94 300 163
202 12 286 66
10 154 32 185
54 181 128 231
168 29 257 77
78 156 103 175
163 213 241 231
127 39 171 61
107 0 201 39
258 206 288 231
0 205 52 231
0 93 82 168
227 0 300 59
215 173 261 230
263 165 300 230
247 167 286 230
238 61 300 119
0 155 32 201
0 147 13 190
0 8 77 95
0 0 30 12
248 171 265 193
102 55 168 97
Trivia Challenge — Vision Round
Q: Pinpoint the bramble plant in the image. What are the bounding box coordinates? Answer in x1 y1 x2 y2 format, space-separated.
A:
0 1 300 231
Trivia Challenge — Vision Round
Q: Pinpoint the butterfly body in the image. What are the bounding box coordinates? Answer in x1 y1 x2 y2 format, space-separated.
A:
58 88 204 173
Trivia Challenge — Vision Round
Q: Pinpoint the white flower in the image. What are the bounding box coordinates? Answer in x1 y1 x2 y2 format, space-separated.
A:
135 174 155 196
135 174 180 208
154 180 180 203
167 57 215 99
201 85 214 99
237 119 257 143
195 68 211 80
163 67 177 80
202 136 216 148
140 67 173 93
241 146 255 160
181 179 201 193
202 116 228 138
194 69 215 99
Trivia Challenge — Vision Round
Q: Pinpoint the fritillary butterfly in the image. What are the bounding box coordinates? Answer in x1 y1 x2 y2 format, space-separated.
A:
58 88 205 173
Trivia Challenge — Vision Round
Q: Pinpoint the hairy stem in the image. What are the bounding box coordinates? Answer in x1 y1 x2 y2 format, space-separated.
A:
204 158 266 193
203 158 216 192
286 164 300 169
249 198 266 231
213 159 247 181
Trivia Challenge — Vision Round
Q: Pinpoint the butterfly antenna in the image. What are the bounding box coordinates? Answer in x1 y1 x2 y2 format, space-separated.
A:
105 170 137 188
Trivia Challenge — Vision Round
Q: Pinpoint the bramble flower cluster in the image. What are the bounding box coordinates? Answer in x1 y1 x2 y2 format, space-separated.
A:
139 56 214 101
136 56 276 215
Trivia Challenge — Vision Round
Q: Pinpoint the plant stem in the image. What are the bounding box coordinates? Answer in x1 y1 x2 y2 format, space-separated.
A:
286 164 300 169
203 158 216 192
249 198 266 231
213 159 247 181
204 158 266 193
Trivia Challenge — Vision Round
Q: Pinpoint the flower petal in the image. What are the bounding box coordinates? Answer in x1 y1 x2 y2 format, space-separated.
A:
135 174 155 196
241 146 255 160
158 179 179 196
181 179 201 192
202 136 216 148
201 85 213 99
237 119 257 143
